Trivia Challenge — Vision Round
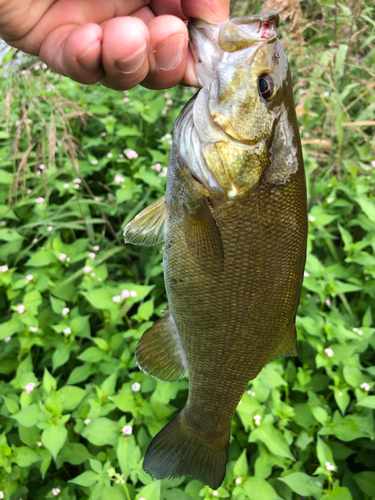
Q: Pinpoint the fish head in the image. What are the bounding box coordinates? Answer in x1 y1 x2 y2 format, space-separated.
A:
182 12 300 199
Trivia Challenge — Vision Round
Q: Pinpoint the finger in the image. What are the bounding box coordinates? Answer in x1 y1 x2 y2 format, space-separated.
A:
181 0 230 23
182 47 200 88
141 15 188 90
100 17 150 91
149 0 186 19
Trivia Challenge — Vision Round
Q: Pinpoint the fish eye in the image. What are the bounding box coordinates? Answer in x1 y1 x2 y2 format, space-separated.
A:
258 74 277 100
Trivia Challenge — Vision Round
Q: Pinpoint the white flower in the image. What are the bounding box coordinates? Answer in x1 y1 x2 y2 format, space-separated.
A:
74 183 80 189
29 326 38 333
47 226 53 231
98 277 102 282
372 160 375 168
91 159 98 165
37 441 43 447
33 238 38 243
326 299 331 306
112 295 121 303
161 167 168 177
74 178 81 184
325 348 334 358
25 382 35 394
130 290 137 298
0 265 8 272
101 132 107 136
52 488 61 496
247 390 256 397
61 308 69 316
107 152 113 158
327 197 334 204
361 382 370 392
325 461 335 471
4 336 11 343
125 149 138 159
338 392 343 396
309 215 316 222
254 414 262 426
121 290 130 298
0 492 4 499
84 418 91 425
353 328 363 336
166 99 173 105
83 266 92 273
93 245 100 251
164 92 170 98
39 164 45 170
212 491 218 497
132 382 141 392
25 274 34 283
122 425 133 435
114 174 125 184
89 252 96 260
123 97 129 103
17 305 25 314
235 476 243 484
304 271 310 277
323 91 330 97
63 183 69 189
35 197 44 205
63 327 71 336
89 273 95 278
58 253 67 261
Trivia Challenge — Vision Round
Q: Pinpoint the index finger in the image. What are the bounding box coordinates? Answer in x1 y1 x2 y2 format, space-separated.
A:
181 0 229 23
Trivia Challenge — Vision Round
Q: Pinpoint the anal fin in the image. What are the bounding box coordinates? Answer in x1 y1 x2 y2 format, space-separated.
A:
136 313 187 382
124 195 167 246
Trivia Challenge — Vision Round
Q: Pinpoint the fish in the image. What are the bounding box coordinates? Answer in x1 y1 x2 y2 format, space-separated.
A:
124 10 307 490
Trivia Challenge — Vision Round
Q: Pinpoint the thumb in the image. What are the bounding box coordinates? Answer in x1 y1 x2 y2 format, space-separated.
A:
181 0 230 23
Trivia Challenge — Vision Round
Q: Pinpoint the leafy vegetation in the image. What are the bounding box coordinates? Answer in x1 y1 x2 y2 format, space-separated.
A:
0 1 375 499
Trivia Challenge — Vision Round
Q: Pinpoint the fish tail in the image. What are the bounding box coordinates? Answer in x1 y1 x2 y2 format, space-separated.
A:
143 411 228 490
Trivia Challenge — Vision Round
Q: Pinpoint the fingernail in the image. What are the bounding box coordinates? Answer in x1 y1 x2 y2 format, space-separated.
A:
154 35 186 70
115 44 147 74
77 40 101 72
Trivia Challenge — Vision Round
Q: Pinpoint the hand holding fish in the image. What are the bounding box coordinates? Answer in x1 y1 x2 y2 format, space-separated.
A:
0 0 229 90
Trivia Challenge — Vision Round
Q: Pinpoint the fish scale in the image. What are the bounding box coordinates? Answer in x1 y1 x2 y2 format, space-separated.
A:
124 10 307 489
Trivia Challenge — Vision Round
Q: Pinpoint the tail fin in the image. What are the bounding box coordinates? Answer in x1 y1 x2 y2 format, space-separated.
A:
143 412 229 489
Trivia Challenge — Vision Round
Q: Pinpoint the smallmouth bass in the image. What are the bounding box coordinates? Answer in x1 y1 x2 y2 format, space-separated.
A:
124 10 307 489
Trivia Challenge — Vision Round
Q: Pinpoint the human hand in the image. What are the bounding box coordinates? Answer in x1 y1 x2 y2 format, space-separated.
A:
0 0 229 90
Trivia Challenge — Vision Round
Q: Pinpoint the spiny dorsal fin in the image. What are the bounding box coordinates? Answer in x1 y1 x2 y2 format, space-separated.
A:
124 195 167 246
135 313 187 382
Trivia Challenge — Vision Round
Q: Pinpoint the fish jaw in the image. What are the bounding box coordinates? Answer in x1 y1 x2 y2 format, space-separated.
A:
174 12 299 200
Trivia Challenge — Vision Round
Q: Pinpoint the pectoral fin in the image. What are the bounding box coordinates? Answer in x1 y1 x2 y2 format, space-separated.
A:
136 313 187 382
124 195 167 246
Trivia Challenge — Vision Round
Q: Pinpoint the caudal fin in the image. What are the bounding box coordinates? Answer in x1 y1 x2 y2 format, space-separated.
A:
143 412 228 489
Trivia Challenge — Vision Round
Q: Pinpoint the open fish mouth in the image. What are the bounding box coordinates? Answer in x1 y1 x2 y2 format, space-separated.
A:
174 11 284 200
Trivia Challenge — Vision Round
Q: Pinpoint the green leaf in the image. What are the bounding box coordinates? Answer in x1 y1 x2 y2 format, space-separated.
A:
101 487 125 500
81 417 118 446
12 404 50 427
242 477 282 500
317 437 335 469
249 423 293 459
69 470 100 486
278 472 323 497
13 446 41 467
233 449 248 478
0 170 13 184
57 442 91 466
43 368 57 393
23 289 43 315
67 364 95 385
356 396 375 409
57 386 86 411
353 471 375 497
42 423 68 460
117 435 141 476
3 396 20 414
321 486 353 500
110 393 136 415
77 346 106 363
138 298 154 321
101 372 117 397
26 249 57 267
136 480 161 500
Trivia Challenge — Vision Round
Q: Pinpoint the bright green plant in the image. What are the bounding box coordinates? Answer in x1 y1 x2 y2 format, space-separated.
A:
0 1 375 499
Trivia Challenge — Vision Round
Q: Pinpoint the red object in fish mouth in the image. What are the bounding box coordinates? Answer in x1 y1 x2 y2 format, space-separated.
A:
260 22 271 38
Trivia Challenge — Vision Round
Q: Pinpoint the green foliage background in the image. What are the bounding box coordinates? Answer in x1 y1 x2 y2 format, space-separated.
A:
1 1 375 499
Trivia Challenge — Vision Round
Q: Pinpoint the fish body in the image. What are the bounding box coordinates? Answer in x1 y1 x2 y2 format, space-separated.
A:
124 11 307 489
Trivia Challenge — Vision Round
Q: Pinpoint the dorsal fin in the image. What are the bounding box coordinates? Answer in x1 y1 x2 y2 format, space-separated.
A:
124 195 167 246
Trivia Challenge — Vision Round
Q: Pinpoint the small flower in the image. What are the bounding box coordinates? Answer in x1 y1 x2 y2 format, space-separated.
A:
58 253 67 261
325 461 335 471
123 97 129 103
17 305 26 314
327 197 334 204
27 189 31 194
4 336 11 343
353 328 363 336
115 474 125 485
83 266 92 273
63 327 71 336
304 271 310 277
151 163 162 172
107 467 116 477
161 167 168 177
325 348 334 358
132 382 141 392
84 418 91 425
91 159 98 165
25 274 34 283
25 382 35 394
35 197 44 205
89 252 96 260
162 133 172 140
47 226 53 231
309 215 316 222
361 382 370 391
0 492 4 499
161 109 167 115
113 295 121 303
107 152 113 158
93 245 100 251
61 308 69 316
323 91 330 97
29 326 38 333
166 99 173 105
125 149 138 159
74 178 81 184
325 299 331 306
247 390 256 397
130 290 137 298
254 414 262 426
114 174 125 184
164 92 170 98
98 277 102 282
306 293 312 298
338 392 343 396
52 488 61 496
372 160 375 168
235 477 243 484
212 491 218 497
63 183 69 189
39 164 45 170
37 441 43 447
121 289 130 298
122 425 133 435
0 265 8 272
0 221 6 225
74 183 80 189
